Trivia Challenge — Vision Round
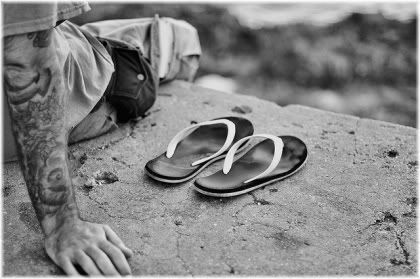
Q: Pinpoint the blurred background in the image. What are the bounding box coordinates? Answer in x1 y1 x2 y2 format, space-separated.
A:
71 2 417 127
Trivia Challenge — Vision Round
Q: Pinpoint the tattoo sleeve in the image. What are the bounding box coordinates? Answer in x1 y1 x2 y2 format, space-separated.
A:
4 30 79 235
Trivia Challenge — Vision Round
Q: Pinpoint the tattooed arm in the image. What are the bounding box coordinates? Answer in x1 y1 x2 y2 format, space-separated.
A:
4 29 132 276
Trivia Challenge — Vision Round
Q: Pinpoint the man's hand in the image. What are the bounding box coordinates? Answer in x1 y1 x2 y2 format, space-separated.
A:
45 219 133 276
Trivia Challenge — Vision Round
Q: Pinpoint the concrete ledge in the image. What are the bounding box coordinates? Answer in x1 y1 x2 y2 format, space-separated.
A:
2 81 417 275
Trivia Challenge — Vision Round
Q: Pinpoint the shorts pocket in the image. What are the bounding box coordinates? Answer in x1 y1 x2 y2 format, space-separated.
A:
105 44 158 122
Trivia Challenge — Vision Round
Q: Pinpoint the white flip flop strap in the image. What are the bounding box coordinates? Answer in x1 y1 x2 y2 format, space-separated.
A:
223 134 284 184
166 119 236 166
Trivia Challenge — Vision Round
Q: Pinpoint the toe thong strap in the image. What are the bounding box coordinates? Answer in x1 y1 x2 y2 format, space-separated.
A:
166 119 236 166
223 134 284 184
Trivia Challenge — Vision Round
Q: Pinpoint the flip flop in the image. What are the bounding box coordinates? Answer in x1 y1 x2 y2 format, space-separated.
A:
145 117 254 183
193 134 308 197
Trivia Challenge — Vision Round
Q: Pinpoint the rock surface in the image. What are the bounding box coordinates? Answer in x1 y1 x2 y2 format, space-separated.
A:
2 81 417 276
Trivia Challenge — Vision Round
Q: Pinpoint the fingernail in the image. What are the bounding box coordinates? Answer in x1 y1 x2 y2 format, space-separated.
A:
126 248 134 257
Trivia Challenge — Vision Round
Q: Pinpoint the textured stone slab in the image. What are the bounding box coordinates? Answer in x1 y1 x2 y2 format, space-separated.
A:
2 81 417 276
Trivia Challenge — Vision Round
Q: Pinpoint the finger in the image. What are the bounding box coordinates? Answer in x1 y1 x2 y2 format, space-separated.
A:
85 246 120 276
57 256 80 276
74 251 102 276
99 241 132 275
104 225 133 258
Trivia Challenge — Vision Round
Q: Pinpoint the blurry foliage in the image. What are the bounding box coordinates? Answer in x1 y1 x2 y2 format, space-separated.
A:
72 3 417 127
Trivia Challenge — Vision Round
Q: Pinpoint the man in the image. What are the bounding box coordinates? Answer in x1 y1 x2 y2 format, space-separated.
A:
3 2 201 276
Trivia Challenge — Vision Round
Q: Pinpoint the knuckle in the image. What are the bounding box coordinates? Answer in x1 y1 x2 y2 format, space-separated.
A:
73 249 84 258
44 242 54 254
55 252 67 264
98 240 111 250
84 245 97 255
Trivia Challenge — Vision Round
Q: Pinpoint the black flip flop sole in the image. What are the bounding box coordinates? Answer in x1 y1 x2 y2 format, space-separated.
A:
193 135 308 197
145 117 254 183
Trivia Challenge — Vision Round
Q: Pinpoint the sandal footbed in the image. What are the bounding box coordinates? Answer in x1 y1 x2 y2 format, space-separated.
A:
145 117 254 180
194 136 307 194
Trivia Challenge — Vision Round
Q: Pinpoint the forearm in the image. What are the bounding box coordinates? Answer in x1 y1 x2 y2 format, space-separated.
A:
13 116 79 235
4 29 79 235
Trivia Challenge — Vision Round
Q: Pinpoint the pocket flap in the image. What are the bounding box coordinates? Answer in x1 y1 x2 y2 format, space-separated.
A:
112 47 148 99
